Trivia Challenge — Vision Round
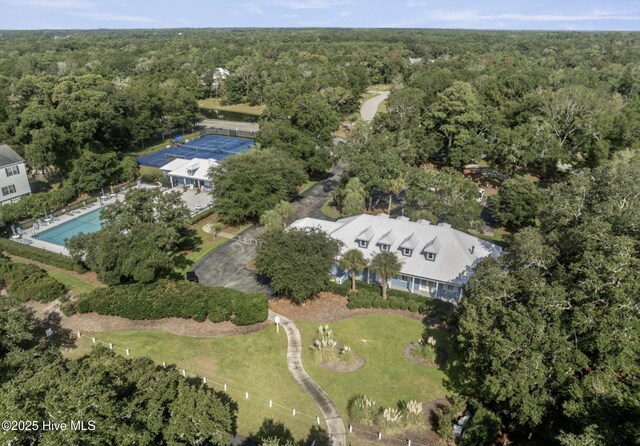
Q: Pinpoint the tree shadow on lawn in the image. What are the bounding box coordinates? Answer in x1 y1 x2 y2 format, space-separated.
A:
242 419 330 446
27 308 77 351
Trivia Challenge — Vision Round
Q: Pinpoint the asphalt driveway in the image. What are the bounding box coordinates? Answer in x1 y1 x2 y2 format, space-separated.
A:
194 163 343 293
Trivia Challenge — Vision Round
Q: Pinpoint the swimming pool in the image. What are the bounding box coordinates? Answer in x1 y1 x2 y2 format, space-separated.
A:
34 207 103 246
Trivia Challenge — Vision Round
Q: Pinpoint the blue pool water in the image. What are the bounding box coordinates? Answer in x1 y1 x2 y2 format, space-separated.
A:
34 207 103 246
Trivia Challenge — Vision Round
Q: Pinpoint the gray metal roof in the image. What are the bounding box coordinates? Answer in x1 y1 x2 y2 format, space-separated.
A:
290 213 502 285
0 145 24 167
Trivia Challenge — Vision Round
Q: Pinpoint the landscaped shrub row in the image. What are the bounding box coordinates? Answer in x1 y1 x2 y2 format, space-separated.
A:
66 280 268 326
325 280 454 321
0 238 88 273
0 258 67 303
0 185 76 222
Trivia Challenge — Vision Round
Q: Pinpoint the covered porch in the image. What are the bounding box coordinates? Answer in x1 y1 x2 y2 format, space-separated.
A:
332 266 463 301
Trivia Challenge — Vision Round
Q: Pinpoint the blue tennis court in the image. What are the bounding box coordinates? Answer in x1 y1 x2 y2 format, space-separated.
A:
34 208 103 246
137 135 254 168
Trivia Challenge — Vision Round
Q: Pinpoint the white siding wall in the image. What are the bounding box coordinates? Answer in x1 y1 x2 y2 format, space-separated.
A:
0 162 31 204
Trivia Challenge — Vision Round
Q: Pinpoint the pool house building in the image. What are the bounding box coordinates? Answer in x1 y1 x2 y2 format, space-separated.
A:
160 157 218 190
290 213 502 302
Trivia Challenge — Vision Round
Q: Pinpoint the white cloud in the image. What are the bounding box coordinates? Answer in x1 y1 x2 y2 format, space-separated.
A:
75 12 156 23
272 0 350 10
429 9 640 22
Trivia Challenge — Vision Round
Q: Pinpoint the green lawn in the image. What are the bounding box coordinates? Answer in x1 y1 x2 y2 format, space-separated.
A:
128 131 202 156
299 180 318 194
320 200 340 220
199 98 265 116
69 328 320 439
47 270 103 295
298 315 450 422
175 215 251 273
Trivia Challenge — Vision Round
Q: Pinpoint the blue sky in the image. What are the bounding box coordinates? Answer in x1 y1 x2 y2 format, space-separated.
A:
1 0 640 30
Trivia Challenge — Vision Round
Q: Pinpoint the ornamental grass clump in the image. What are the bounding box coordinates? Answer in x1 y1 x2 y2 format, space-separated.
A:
377 407 404 434
347 394 377 426
416 335 438 362
403 400 424 430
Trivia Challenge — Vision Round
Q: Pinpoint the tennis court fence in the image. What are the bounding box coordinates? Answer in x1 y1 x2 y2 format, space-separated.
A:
201 127 257 139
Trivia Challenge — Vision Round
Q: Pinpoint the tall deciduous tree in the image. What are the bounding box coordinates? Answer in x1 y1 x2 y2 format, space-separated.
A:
255 228 342 303
488 176 542 229
425 81 483 168
210 150 307 225
0 347 235 445
369 251 402 300
405 167 482 231
455 151 640 444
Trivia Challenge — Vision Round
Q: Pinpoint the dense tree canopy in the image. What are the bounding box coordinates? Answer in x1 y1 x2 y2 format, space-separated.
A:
67 188 190 284
454 152 640 445
488 176 542 229
255 227 342 303
405 167 482 231
210 150 307 225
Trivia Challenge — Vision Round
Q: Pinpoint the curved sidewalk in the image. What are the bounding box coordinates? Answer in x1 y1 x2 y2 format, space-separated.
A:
269 310 346 446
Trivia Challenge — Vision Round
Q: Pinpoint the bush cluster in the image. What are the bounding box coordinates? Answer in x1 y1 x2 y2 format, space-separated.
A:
0 238 87 273
67 280 268 326
326 280 454 321
0 258 67 303
1 185 76 222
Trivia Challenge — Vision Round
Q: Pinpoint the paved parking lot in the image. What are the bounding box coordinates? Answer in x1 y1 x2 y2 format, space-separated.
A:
193 163 344 294
193 226 269 294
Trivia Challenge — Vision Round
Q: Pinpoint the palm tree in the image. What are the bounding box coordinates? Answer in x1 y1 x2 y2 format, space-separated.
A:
339 249 368 292
387 177 406 214
370 251 403 300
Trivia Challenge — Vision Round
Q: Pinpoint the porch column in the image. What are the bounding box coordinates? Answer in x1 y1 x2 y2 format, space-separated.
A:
411 276 415 294
170 176 173 188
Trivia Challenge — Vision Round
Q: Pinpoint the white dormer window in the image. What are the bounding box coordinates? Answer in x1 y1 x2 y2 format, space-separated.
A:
402 248 412 257
357 240 368 248
426 252 436 261
380 244 390 252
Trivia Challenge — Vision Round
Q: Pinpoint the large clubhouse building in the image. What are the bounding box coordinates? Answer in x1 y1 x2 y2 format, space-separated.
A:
290 213 502 302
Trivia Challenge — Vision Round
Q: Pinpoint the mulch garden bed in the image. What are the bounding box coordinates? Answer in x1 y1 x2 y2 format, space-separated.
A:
404 342 448 367
319 353 365 372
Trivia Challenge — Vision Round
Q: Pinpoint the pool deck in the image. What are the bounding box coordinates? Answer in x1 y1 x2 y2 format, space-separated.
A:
14 184 211 257
21 194 123 256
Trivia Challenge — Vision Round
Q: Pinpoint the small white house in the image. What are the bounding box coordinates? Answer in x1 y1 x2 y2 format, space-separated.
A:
289 213 502 302
160 157 218 190
0 144 31 205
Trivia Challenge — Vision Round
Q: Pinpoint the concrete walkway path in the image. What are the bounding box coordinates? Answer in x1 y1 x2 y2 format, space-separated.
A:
360 90 389 122
269 310 346 446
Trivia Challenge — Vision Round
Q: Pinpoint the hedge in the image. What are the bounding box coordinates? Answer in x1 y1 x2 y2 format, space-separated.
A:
0 258 67 303
0 238 88 273
67 280 268 326
0 185 76 222
189 207 216 225
326 279 455 321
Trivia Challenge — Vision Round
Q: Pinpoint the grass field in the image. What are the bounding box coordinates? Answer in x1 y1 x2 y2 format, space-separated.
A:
68 327 320 439
7 255 103 295
298 315 450 422
46 270 103 295
129 131 202 156
299 180 318 194
176 215 251 273
320 200 340 220
199 98 265 116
